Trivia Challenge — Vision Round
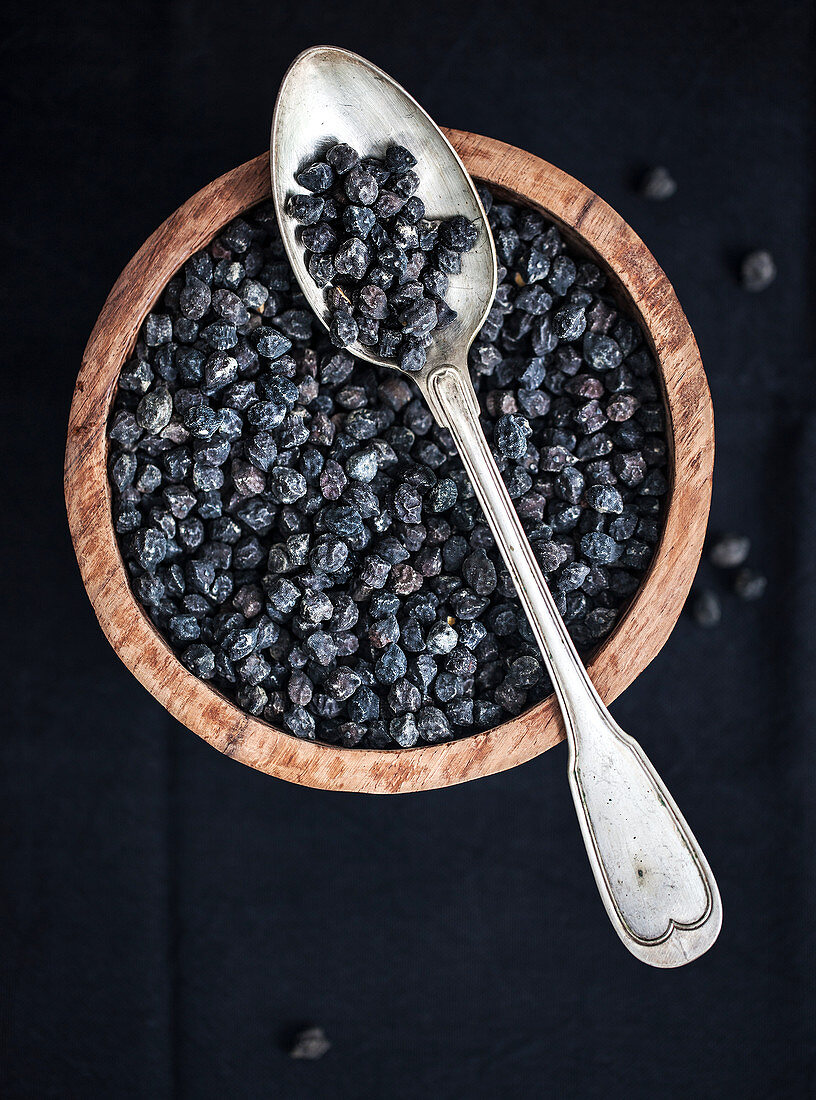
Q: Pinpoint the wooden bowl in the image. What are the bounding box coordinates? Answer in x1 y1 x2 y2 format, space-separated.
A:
65 130 713 794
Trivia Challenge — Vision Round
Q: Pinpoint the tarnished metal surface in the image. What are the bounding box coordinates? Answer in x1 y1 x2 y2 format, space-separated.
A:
271 46 721 966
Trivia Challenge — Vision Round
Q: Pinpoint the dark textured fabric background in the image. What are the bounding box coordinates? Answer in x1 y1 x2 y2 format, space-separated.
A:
2 2 814 1096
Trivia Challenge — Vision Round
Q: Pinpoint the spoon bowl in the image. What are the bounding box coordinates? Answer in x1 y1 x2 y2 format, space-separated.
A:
270 45 497 371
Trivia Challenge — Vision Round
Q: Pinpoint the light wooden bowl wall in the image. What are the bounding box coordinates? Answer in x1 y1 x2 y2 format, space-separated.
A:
64 130 713 794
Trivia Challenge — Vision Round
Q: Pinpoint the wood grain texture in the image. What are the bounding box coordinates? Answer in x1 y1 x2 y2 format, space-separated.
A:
64 130 714 794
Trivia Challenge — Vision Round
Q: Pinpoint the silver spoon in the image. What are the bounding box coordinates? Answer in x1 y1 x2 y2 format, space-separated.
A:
271 45 721 967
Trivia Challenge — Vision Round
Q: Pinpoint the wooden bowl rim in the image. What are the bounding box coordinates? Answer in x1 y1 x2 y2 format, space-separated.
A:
64 129 713 794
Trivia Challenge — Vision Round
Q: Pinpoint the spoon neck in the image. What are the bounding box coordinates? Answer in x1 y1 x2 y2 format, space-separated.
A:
420 358 478 424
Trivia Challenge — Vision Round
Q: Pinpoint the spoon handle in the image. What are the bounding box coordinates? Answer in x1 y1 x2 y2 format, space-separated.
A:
420 361 722 967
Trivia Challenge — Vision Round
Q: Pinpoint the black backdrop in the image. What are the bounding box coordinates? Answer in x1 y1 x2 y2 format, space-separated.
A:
2 2 814 1096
